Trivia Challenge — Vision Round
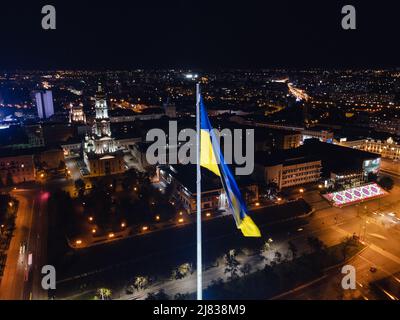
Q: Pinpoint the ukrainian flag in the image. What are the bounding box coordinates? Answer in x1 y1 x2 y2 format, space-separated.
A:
199 97 261 237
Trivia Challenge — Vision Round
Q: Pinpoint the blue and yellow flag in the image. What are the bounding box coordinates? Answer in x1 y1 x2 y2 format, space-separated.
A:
199 97 261 237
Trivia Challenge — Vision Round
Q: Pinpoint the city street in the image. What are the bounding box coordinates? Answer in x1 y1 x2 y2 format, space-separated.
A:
0 187 48 300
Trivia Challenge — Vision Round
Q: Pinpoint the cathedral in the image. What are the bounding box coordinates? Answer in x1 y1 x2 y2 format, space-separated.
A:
83 84 125 176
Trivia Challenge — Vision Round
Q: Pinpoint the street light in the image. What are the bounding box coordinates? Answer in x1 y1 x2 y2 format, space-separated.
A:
121 222 126 228
299 188 304 194
108 233 115 238
75 240 82 245
178 218 184 223
142 226 148 231
155 215 160 221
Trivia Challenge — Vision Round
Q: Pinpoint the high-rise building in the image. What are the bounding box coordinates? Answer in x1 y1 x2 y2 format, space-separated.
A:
34 90 54 119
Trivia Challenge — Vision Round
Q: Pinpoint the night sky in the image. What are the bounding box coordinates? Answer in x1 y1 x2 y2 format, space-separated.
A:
1 0 399 69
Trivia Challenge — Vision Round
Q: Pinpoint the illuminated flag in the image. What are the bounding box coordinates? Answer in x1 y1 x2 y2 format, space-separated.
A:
199 97 261 237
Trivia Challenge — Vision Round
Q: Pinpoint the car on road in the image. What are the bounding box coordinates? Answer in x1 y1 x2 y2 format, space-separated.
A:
370 266 377 273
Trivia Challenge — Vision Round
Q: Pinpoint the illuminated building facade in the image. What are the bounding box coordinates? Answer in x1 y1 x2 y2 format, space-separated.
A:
69 103 86 124
339 137 400 161
259 158 322 190
83 84 125 176
159 164 259 214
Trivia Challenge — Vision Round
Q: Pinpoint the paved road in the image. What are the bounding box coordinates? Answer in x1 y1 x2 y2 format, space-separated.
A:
0 187 48 300
271 187 400 300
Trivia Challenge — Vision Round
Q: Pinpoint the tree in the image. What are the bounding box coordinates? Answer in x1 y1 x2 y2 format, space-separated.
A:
224 249 241 280
368 172 378 183
133 276 149 291
95 288 112 300
122 169 139 192
74 178 85 197
273 251 282 265
288 241 298 260
260 239 273 256
173 263 192 280
378 176 394 191
6 171 13 187
146 289 169 300
240 263 252 276
174 293 189 300
265 182 279 199
307 236 325 253
58 160 66 171
341 236 357 261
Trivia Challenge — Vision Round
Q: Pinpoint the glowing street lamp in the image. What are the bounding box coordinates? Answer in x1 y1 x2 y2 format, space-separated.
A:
121 222 126 228
155 215 160 221
75 240 82 245
142 226 148 231
277 197 282 202
88 216 93 222
255 202 260 207
178 218 184 223
92 228 96 234
299 188 304 194
206 212 211 217
108 233 115 238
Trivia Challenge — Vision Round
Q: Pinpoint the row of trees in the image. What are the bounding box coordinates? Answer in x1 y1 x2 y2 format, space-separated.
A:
122 234 361 300
73 167 177 231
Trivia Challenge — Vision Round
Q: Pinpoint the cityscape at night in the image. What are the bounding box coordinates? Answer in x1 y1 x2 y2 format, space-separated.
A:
0 1 400 312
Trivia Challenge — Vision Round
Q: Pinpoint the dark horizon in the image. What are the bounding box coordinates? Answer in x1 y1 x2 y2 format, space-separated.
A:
1 0 399 70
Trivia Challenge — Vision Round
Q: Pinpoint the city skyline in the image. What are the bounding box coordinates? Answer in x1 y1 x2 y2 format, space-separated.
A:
1 1 400 305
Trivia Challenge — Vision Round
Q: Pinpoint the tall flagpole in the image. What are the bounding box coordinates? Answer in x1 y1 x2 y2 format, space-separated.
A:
196 82 203 300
